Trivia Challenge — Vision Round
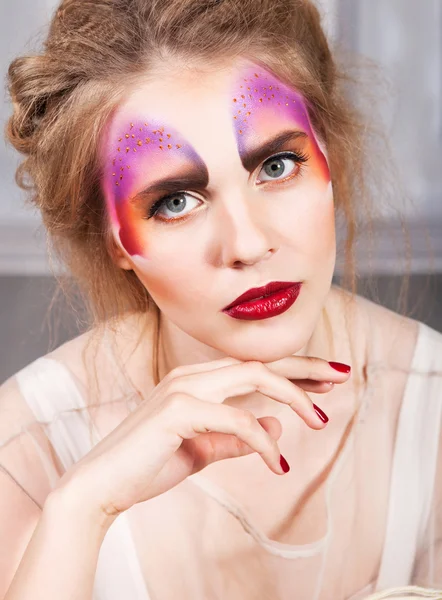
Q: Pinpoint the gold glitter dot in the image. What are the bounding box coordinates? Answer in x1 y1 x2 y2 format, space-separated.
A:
243 103 246 107
112 172 116 176
120 175 123 180
126 147 130 153
130 123 134 129
277 102 281 105
233 98 237 102
269 86 273 90
139 128 142 131
120 167 124 171
263 87 267 91
240 85 243 88
243 119 247 123
248 94 252 99
233 116 237 119
246 111 251 116
125 134 129 138
167 144 172 149
167 133 171 138
247 87 251 90
118 137 122 142
254 88 258 92
131 134 135 138
112 159 116 165
137 140 142 146
115 182 119 186
159 145 163 150
117 147 121 152
272 94 275 98
254 73 259 77
159 138 163 142
238 110 242 113
263 93 266 96
241 94 245 99
239 129 243 134
127 165 130 169
119 158 122 161
285 103 289 106
152 130 157 134
133 148 137 152
176 144 181 149
144 122 148 126
259 98 263 102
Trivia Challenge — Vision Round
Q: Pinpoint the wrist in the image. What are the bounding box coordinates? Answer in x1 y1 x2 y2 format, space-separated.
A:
45 478 118 536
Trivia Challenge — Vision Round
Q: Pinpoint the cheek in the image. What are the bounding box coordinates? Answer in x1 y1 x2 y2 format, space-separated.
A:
278 180 335 259
130 243 204 309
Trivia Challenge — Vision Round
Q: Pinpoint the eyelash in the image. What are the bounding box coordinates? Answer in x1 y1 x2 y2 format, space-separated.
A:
146 149 310 222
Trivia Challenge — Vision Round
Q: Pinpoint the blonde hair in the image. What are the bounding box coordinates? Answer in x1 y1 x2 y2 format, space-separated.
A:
5 0 427 516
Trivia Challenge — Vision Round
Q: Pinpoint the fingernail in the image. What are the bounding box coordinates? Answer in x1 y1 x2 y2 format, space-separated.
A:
329 361 351 373
313 403 329 423
280 454 290 473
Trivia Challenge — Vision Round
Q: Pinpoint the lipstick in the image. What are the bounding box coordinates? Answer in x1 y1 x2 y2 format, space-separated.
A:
222 281 302 321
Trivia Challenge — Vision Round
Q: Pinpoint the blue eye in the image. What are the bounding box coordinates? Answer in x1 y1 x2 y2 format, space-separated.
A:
257 151 309 183
147 191 200 220
146 150 309 222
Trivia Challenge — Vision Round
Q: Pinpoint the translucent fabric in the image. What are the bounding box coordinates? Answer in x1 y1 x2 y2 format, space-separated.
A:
1 291 441 600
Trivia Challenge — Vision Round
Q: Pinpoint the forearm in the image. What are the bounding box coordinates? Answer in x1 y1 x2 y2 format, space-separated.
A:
5 485 113 600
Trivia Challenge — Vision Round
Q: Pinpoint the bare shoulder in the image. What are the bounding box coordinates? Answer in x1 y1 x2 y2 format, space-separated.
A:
43 311 157 403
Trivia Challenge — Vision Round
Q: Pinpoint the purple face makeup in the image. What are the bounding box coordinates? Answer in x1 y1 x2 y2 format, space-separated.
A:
230 66 330 182
102 119 205 255
101 62 331 259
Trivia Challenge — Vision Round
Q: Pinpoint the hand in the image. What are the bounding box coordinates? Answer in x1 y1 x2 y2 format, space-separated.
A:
55 355 350 524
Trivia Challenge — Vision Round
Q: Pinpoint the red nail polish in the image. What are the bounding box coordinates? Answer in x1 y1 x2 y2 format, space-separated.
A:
280 454 290 473
313 403 329 423
329 361 351 373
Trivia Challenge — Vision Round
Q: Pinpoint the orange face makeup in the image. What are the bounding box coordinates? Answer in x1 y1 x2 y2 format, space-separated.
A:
101 119 207 256
101 64 331 258
230 65 330 184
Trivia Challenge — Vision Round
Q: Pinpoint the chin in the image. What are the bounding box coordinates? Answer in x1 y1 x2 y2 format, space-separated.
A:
217 333 311 363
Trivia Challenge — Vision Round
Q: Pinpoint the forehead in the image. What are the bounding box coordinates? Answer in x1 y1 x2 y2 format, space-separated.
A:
102 59 311 150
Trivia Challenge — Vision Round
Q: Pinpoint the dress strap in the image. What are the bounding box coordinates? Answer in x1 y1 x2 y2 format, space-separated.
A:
375 322 442 589
14 357 101 469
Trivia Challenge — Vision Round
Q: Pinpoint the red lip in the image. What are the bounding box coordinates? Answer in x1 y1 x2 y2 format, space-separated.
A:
223 281 300 311
222 282 302 321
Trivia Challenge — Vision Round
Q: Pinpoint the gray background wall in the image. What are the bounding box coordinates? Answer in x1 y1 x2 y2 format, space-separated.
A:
0 0 441 384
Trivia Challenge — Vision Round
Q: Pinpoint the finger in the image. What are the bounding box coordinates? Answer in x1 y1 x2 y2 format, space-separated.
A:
290 380 335 393
163 393 286 475
264 355 351 384
166 362 327 429
158 356 242 390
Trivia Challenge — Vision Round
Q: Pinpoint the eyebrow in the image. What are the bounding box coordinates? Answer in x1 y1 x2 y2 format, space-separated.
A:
130 129 308 202
240 129 308 172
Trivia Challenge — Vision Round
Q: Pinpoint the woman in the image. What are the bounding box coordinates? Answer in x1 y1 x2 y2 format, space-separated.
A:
1 0 441 599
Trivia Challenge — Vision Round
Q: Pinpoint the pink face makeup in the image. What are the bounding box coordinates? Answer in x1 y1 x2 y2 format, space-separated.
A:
230 65 330 183
101 62 331 263
101 119 206 256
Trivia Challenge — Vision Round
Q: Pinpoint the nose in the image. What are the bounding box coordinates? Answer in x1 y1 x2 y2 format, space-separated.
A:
215 190 278 268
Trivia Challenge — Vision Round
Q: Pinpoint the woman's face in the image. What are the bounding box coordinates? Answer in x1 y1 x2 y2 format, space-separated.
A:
100 58 335 362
